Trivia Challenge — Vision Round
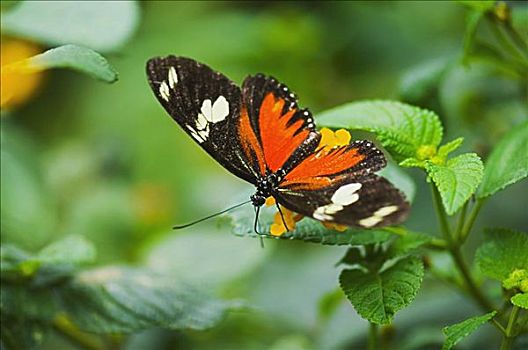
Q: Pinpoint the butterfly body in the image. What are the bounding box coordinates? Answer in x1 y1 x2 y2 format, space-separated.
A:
146 56 410 229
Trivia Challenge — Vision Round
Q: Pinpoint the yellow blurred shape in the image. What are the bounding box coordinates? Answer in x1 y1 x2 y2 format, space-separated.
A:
270 206 303 236
134 183 172 226
319 127 352 149
1 39 43 109
265 196 276 206
322 222 348 232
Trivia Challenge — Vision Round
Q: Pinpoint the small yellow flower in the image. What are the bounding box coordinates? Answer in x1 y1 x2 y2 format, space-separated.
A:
265 196 276 207
1 39 44 110
319 127 351 149
269 205 303 236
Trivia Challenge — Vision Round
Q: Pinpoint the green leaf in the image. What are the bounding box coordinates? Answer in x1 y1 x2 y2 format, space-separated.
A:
229 205 394 246
426 153 484 215
1 124 57 249
442 311 497 350
511 293 528 309
5 45 119 83
478 121 528 198
317 100 443 161
1 236 95 282
502 269 528 290
37 234 96 267
318 288 344 323
456 0 496 12
399 157 426 169
462 10 485 62
337 245 389 272
59 267 237 333
386 230 432 258
476 228 528 281
1 284 58 321
1 1 139 52
339 256 424 325
437 138 464 158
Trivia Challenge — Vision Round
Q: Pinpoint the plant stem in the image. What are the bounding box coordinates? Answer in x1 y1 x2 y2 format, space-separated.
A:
454 201 469 243
504 22 528 57
500 305 520 350
459 198 485 244
430 185 453 245
451 247 495 311
431 184 495 312
368 323 378 350
53 314 104 350
487 15 527 61
492 318 507 335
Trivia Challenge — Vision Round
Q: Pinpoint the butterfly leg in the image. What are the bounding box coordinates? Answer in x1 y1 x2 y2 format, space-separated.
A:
253 205 261 235
252 206 266 248
275 203 290 232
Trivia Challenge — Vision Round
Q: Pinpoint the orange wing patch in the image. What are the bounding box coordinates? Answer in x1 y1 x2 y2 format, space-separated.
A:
238 107 266 176
258 93 310 171
281 146 365 190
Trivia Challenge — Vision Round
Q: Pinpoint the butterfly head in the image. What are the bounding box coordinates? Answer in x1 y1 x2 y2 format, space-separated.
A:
251 172 283 207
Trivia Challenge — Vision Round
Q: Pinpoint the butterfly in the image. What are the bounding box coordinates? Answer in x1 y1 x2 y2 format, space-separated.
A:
146 56 409 231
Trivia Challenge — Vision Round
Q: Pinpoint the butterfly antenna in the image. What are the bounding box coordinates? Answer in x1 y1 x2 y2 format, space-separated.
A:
173 200 252 229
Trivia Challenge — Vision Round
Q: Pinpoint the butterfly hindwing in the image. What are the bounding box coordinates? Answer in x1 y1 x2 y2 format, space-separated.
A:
275 140 409 227
146 56 258 183
277 174 409 228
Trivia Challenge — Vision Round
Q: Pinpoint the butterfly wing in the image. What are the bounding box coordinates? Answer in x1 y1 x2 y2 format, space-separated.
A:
241 74 321 175
275 141 410 228
146 56 260 184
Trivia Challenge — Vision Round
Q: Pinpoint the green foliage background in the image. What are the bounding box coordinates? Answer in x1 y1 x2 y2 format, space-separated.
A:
1 1 527 350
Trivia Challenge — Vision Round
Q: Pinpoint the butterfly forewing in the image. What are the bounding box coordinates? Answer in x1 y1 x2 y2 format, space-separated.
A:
241 74 321 174
146 56 258 184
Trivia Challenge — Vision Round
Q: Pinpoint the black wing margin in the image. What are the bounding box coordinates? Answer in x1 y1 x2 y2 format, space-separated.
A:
146 56 258 184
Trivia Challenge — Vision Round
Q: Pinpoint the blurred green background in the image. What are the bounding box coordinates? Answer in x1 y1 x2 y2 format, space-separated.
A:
1 1 527 349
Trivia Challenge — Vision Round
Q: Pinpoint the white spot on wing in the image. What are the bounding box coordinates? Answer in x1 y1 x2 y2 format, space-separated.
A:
331 183 362 205
168 66 178 89
159 81 170 101
186 125 205 144
323 203 344 214
196 113 208 131
200 99 213 120
312 183 363 222
359 205 400 228
313 207 333 221
211 95 229 123
192 96 230 142
359 216 383 228
374 205 398 217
